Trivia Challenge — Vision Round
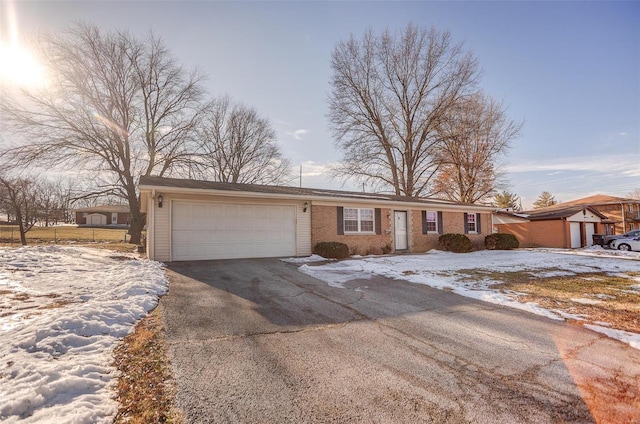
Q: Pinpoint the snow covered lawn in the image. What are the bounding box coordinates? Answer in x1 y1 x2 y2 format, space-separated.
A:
296 248 640 349
0 246 168 423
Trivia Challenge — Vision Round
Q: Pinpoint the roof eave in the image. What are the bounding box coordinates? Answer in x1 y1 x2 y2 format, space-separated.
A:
139 183 495 212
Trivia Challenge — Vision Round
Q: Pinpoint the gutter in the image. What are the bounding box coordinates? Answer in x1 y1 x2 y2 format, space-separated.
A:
138 184 496 213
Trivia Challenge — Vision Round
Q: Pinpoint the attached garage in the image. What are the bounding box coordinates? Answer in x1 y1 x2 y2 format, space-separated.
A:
171 201 297 261
140 177 312 262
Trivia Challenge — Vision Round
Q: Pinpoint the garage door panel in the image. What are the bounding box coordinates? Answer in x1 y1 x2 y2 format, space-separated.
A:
172 201 296 261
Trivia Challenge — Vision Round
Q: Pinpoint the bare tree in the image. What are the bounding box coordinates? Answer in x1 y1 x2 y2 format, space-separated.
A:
196 96 291 185
533 191 558 209
328 23 479 196
0 24 208 244
432 93 521 203
493 190 522 211
0 176 41 245
628 188 640 200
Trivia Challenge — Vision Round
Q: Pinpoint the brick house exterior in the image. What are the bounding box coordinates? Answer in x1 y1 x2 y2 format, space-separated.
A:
533 195 640 235
311 206 492 255
494 206 607 248
139 176 494 262
75 205 131 226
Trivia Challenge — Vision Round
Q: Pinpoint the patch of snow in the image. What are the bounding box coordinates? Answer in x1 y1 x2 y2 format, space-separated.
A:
554 311 587 321
299 261 372 289
280 254 328 264
0 246 168 423
584 324 640 350
570 298 603 305
298 249 640 348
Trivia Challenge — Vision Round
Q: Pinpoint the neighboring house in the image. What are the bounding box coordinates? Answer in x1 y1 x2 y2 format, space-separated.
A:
494 205 607 248
138 176 494 262
75 205 131 227
539 194 640 235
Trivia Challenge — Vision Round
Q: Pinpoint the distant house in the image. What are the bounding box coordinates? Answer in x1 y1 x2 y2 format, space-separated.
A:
495 205 606 249
75 205 131 227
538 195 640 235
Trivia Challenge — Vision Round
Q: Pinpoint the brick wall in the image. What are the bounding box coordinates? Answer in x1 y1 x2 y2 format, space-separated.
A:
311 205 393 255
408 211 492 253
497 220 569 248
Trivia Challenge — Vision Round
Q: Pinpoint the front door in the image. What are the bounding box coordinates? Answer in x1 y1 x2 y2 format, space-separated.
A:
394 211 408 250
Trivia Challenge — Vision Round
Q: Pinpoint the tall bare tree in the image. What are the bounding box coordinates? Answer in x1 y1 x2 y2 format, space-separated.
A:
533 191 558 209
196 96 291 185
328 23 479 196
0 176 41 245
628 188 640 200
0 24 208 244
432 93 521 203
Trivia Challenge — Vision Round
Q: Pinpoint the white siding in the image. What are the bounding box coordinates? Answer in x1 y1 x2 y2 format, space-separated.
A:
153 195 171 262
297 202 312 256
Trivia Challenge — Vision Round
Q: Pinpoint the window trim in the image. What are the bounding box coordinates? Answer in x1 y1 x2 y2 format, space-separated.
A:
467 212 477 234
343 207 376 234
425 211 438 234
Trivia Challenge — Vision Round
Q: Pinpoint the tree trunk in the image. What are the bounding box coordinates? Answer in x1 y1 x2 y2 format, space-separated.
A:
128 210 146 245
16 209 27 246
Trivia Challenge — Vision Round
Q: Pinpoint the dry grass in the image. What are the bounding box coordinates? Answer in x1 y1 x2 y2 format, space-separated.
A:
0 225 143 244
456 269 640 334
112 307 183 424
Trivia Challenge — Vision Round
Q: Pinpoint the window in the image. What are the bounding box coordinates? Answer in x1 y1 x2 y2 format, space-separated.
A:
112 213 118 224
425 211 437 233
82 213 88 218
467 213 476 233
344 208 375 233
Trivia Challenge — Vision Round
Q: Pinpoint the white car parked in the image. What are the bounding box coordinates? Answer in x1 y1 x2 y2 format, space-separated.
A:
610 237 640 252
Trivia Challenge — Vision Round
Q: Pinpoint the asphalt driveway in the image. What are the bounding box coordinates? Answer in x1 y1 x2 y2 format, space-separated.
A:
161 258 640 423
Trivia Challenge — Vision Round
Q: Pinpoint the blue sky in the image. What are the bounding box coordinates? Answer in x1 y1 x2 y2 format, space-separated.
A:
3 1 639 208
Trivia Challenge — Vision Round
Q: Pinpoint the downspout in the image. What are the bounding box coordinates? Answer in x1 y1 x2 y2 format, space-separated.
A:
562 217 568 248
620 203 626 233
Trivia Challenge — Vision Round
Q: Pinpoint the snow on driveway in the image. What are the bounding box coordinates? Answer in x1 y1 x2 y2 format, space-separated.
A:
0 246 167 423
297 248 640 349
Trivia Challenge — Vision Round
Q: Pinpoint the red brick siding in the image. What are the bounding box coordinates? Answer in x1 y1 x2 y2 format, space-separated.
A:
411 211 491 252
311 205 393 255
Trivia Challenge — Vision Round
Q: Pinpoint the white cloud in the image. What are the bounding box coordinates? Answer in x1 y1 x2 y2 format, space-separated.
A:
286 129 309 140
505 154 640 177
619 132 628 136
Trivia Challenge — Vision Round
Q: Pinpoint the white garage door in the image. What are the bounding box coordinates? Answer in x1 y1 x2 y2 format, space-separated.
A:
87 214 106 226
570 222 581 248
171 201 296 261
585 223 595 247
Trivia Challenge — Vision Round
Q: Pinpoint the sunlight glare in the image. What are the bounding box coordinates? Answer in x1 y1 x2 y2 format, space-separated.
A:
0 42 47 88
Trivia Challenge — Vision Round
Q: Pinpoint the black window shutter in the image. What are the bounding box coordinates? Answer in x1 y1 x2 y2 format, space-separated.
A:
421 211 427 234
476 213 482 234
463 212 469 234
437 211 443 234
337 207 344 235
375 208 382 235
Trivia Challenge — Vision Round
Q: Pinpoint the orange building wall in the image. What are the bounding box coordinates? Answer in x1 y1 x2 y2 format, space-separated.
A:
497 220 570 248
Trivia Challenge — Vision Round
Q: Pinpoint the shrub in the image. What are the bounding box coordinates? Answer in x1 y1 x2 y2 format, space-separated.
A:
485 233 519 250
313 241 350 259
438 233 473 253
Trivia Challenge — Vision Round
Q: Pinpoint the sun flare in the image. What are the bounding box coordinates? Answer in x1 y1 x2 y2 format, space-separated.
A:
0 42 47 88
